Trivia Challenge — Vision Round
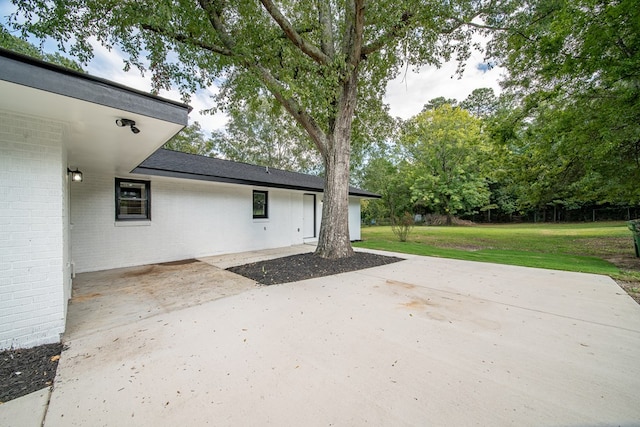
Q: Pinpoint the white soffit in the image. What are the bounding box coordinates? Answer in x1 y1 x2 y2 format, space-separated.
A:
0 79 185 175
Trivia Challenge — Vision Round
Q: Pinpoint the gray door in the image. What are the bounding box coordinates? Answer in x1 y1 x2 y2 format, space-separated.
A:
303 194 316 238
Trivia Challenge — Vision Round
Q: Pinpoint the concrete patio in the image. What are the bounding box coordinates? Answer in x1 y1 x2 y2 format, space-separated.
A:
13 246 640 425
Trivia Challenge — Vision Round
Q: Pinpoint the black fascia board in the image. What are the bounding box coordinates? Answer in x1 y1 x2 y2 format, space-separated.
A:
0 48 191 125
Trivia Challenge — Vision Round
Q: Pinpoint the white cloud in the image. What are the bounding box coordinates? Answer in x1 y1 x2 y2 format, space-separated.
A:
384 29 504 120
188 89 229 135
384 57 504 121
87 42 152 91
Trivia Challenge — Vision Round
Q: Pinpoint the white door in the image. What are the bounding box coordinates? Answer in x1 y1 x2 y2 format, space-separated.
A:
303 194 316 238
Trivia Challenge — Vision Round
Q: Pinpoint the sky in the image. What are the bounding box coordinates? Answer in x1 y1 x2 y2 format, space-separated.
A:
1 2 503 135
385 58 503 119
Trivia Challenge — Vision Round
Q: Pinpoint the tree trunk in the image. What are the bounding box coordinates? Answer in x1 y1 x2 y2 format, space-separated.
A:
315 131 354 259
255 0 364 259
314 68 359 259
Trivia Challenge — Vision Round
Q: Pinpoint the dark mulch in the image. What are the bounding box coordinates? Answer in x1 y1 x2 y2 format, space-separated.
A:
227 251 404 285
0 342 63 403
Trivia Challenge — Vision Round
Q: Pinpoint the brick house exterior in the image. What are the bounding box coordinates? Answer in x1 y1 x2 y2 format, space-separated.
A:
0 49 377 350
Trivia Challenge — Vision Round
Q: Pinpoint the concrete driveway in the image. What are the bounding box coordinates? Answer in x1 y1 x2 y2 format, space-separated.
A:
44 247 640 426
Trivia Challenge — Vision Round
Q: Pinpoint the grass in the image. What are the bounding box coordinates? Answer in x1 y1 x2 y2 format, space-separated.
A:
354 221 640 282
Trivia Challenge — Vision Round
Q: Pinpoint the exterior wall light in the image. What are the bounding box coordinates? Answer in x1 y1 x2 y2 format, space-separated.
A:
115 118 140 134
67 168 83 182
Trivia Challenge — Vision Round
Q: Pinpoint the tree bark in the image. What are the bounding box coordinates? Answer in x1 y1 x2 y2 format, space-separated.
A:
313 0 364 259
316 134 354 258
315 69 360 259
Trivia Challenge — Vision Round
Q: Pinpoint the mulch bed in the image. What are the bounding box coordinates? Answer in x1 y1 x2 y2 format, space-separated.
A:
0 342 63 403
227 251 404 285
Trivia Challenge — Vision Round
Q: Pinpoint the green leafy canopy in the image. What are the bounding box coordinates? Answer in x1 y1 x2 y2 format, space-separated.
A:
400 105 493 222
7 0 505 146
490 0 640 206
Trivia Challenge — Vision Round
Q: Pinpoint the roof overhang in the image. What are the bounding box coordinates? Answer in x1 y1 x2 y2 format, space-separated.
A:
0 49 191 175
133 149 382 198
134 167 382 199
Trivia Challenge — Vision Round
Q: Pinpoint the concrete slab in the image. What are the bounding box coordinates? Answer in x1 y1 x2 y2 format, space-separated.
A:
45 251 640 426
66 259 258 340
199 243 316 269
0 388 50 427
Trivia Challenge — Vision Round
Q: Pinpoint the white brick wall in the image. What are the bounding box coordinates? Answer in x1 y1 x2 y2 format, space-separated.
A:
0 110 68 350
71 173 317 273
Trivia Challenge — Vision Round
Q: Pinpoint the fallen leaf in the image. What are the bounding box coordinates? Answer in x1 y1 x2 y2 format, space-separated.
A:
51 355 61 362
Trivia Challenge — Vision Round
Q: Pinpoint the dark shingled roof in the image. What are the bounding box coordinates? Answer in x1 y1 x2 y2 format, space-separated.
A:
133 149 381 198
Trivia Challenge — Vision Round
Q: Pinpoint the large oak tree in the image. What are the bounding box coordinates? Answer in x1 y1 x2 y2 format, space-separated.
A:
8 0 506 258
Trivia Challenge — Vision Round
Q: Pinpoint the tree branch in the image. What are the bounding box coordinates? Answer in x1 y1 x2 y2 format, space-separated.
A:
198 0 237 51
250 62 328 158
342 0 365 63
259 0 330 65
351 0 365 65
361 11 414 57
196 0 329 157
140 24 233 56
452 18 509 32
317 0 335 58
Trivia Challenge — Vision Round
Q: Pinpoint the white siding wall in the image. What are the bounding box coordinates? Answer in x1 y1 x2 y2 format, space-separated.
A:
70 174 309 273
0 110 67 350
349 197 362 241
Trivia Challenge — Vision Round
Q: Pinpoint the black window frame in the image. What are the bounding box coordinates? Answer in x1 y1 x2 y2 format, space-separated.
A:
253 190 268 219
115 178 151 221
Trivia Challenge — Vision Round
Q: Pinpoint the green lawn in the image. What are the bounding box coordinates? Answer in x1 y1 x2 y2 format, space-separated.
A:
354 222 640 281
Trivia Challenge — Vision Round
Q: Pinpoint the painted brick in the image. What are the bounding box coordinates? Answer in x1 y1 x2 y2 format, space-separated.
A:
72 173 311 272
0 110 67 350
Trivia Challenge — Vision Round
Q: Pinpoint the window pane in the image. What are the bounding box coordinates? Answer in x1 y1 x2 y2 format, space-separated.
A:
116 179 150 220
119 182 146 199
253 191 268 218
119 199 146 216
